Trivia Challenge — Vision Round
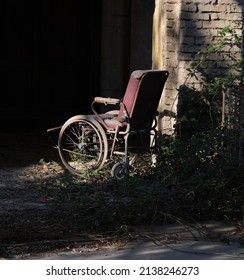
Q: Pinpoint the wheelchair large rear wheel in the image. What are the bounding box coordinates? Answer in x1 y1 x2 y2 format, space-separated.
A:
58 115 108 176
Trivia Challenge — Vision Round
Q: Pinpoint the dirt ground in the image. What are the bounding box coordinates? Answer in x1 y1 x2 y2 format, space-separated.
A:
0 130 64 258
0 130 138 259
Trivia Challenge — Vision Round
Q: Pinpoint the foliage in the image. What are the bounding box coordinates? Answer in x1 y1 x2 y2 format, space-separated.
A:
177 20 244 137
186 21 244 87
32 139 244 240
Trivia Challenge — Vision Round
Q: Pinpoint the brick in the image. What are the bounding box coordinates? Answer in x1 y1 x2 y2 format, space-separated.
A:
227 3 242 13
167 35 178 44
183 0 209 4
178 53 197 61
178 61 191 69
166 20 175 28
196 29 211 36
201 4 227 13
193 14 211 21
181 45 203 53
164 0 178 4
165 4 177 11
180 35 195 45
202 21 230 29
181 21 203 29
180 11 197 20
181 3 198 12
167 11 178 20
217 13 241 20
195 37 211 45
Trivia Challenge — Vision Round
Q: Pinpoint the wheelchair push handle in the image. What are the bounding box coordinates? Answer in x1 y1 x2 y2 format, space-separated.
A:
94 97 120 105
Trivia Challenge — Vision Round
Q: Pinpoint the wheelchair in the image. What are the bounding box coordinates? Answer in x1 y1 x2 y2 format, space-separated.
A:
47 70 169 180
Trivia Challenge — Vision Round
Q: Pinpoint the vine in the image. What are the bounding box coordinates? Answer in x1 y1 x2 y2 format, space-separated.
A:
176 20 244 165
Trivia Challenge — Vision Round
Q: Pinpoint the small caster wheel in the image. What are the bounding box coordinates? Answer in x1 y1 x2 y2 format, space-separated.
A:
111 162 129 180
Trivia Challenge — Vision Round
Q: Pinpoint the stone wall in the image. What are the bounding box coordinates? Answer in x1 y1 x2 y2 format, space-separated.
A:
154 0 243 134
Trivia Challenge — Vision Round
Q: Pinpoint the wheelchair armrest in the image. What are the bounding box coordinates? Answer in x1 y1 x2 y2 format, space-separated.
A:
94 97 120 105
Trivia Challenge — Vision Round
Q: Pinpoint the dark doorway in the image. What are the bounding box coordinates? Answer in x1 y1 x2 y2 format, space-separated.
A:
0 0 101 130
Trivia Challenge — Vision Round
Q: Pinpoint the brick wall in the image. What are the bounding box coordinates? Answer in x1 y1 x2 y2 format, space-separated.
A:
153 0 243 134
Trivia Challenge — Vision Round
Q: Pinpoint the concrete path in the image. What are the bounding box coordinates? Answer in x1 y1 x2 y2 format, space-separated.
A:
32 222 244 260
40 240 244 260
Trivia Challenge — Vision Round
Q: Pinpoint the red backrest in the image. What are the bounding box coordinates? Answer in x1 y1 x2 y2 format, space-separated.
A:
117 70 169 130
